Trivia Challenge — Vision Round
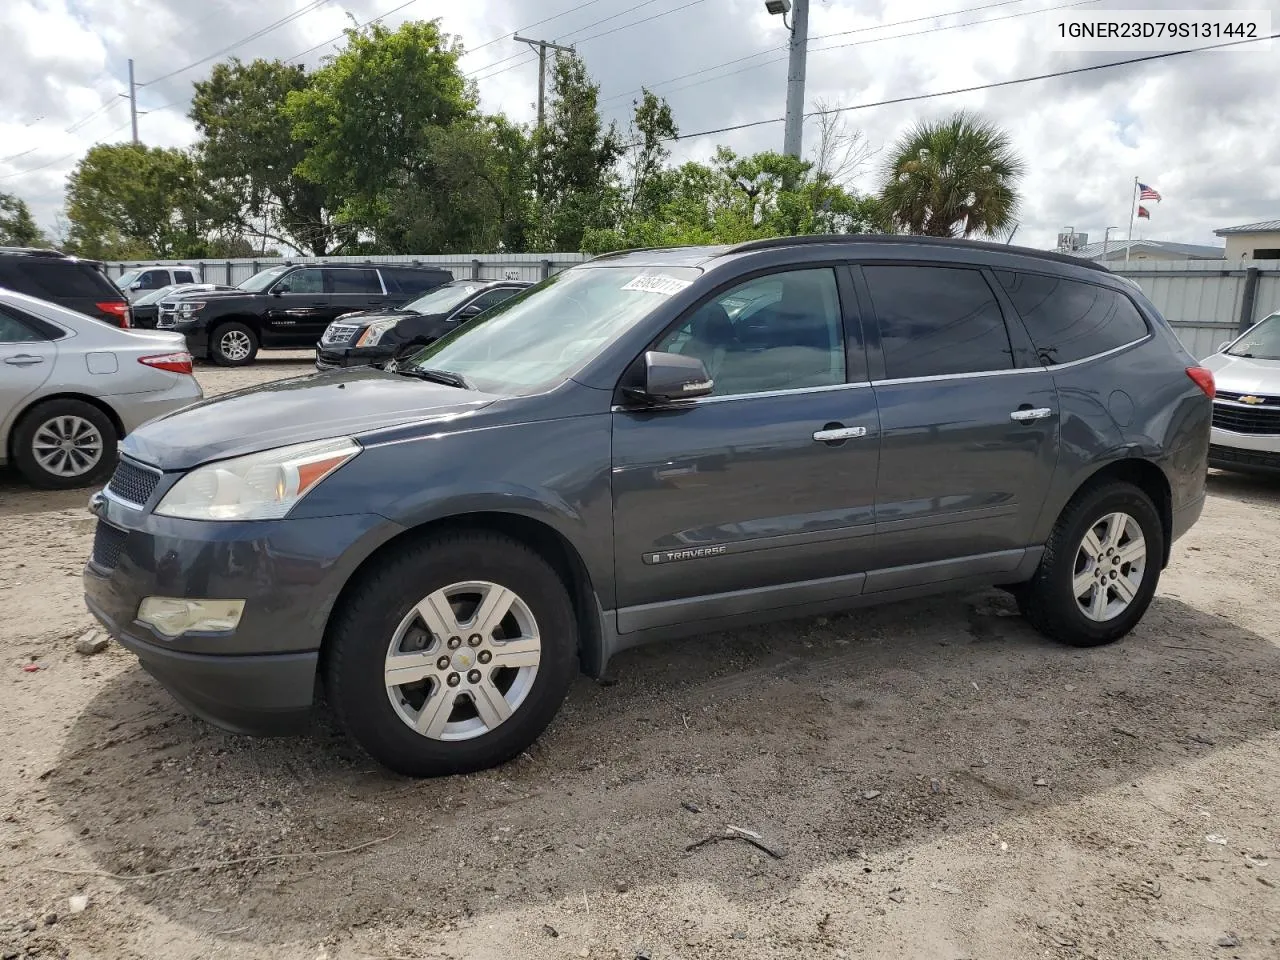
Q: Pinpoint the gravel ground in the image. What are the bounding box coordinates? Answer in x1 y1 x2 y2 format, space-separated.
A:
1 357 1277 960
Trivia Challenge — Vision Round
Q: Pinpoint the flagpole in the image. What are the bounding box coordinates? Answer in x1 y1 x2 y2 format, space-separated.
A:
1125 176 1138 264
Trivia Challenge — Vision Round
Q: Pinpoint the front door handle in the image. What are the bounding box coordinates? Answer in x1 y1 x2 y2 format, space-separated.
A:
4 355 45 366
813 425 868 442
1009 407 1054 422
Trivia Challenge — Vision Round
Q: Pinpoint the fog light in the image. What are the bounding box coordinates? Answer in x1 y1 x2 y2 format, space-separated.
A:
137 597 245 638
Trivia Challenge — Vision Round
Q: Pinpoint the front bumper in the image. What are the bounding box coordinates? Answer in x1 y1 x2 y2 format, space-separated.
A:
315 344 395 371
82 484 395 735
1208 426 1280 474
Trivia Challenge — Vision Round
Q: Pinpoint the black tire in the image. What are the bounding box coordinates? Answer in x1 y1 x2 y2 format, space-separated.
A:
324 531 579 778
209 321 259 366
1017 480 1164 647
12 398 117 490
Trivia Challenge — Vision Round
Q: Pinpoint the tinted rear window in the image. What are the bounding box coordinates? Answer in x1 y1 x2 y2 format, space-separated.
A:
995 272 1150 365
384 268 451 296
328 268 381 294
863 265 1013 379
0 258 121 300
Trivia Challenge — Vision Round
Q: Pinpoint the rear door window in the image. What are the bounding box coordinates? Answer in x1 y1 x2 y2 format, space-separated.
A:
327 268 382 294
0 308 47 342
863 265 1013 379
994 271 1150 365
386 269 450 297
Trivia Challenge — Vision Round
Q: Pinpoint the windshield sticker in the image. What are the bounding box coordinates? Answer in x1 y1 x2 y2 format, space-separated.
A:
622 274 692 296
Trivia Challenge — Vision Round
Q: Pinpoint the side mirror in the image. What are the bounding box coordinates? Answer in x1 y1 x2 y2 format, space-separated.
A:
130 281 143 291
272 284 288 296
628 351 714 405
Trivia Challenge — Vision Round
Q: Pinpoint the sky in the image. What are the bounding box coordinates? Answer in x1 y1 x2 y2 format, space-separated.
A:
0 0 1277 252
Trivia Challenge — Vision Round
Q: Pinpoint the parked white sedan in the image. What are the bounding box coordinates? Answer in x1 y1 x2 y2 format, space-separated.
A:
1202 311 1280 476
0 289 203 488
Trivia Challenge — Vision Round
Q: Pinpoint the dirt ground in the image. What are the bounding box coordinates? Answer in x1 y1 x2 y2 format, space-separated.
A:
1 355 1277 960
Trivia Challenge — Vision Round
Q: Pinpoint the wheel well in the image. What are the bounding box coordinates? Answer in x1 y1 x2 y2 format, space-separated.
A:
321 512 604 676
7 393 124 462
209 315 261 338
1081 459 1173 567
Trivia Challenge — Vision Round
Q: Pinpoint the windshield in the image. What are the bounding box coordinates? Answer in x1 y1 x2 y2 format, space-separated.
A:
1226 314 1280 360
116 270 141 288
400 265 702 394
238 266 290 292
401 282 483 314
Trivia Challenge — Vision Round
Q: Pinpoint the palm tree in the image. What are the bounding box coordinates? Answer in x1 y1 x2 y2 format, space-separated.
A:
878 110 1024 238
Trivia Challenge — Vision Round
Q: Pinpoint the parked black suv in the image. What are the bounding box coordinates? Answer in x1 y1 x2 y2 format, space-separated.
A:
315 279 532 370
164 262 453 365
84 236 1213 778
0 247 131 327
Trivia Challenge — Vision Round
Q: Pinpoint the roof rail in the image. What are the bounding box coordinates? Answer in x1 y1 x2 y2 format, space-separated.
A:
723 233 1110 273
0 246 70 259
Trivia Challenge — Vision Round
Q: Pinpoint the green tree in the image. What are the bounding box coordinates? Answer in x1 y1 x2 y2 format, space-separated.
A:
621 89 677 219
190 58 338 255
0 192 46 246
65 144 215 258
286 20 491 251
531 51 622 251
878 110 1023 238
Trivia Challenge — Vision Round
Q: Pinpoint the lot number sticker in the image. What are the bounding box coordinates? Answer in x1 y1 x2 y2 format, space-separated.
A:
622 274 692 296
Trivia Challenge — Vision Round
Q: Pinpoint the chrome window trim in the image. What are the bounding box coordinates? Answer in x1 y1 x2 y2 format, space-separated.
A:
1038 333 1152 371
872 334 1152 387
611 380 871 411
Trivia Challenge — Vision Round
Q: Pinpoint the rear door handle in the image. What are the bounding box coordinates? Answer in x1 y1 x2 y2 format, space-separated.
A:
813 425 868 442
3 355 45 366
1009 407 1054 422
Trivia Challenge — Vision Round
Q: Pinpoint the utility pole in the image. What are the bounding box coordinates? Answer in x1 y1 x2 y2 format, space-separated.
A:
783 0 809 158
128 58 139 144
514 36 574 132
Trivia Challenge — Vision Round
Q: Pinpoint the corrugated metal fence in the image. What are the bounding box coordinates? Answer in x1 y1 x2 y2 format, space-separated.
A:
105 253 1280 360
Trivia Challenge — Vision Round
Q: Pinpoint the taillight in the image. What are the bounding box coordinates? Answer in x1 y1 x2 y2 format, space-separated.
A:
1186 366 1215 399
139 352 193 375
97 301 130 328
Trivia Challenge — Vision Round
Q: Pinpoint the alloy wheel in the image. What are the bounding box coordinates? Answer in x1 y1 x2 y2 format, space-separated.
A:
384 581 541 741
1072 511 1147 622
31 415 104 478
220 329 252 361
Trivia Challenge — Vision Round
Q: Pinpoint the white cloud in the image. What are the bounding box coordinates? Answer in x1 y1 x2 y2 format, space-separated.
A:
0 0 1276 250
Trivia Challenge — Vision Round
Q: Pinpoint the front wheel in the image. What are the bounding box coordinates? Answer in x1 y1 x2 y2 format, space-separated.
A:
324 531 579 777
209 321 258 366
1017 481 1164 647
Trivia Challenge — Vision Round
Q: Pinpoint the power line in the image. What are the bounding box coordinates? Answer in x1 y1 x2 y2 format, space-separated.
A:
601 0 1099 107
465 0 683 78
0 118 134 181
465 0 611 57
637 32 1278 147
284 0 422 62
141 0 333 86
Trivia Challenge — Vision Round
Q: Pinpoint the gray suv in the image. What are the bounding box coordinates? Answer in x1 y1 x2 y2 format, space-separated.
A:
83 236 1213 778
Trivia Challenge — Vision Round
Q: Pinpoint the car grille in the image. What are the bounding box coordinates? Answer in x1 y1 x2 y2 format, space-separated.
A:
157 303 177 327
322 324 359 345
91 521 128 570
1212 401 1280 436
1209 444 1280 471
106 459 161 506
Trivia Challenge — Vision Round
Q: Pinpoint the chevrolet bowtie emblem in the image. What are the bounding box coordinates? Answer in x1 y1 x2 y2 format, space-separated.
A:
1239 395 1265 405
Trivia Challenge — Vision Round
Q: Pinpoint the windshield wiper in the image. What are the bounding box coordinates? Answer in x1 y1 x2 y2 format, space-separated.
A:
396 367 472 390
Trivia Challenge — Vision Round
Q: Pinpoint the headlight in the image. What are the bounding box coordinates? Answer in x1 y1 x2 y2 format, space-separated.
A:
178 301 205 313
356 318 400 347
154 437 361 521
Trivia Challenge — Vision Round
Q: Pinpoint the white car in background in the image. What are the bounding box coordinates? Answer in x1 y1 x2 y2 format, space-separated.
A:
0 289 203 489
115 266 203 301
1202 310 1280 476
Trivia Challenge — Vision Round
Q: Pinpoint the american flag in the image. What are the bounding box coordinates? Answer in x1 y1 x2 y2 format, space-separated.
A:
1138 182 1162 201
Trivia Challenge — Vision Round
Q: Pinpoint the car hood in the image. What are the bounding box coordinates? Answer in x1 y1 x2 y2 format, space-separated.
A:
332 308 433 328
1201 353 1280 393
167 289 259 303
122 367 499 469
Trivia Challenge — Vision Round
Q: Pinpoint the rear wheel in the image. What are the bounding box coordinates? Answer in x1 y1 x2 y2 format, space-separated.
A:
324 531 579 777
209 321 258 366
12 399 117 489
1018 481 1164 647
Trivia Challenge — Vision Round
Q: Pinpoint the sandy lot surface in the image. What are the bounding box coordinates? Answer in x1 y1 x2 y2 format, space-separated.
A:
1 357 1277 960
